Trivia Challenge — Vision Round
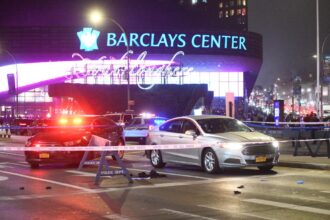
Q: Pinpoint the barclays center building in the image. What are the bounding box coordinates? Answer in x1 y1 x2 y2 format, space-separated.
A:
0 0 261 118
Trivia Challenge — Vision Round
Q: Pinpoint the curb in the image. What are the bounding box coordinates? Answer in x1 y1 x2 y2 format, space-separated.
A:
278 161 330 170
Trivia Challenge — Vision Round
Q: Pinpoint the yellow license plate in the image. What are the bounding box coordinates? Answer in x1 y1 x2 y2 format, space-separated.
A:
256 156 267 163
39 153 50 159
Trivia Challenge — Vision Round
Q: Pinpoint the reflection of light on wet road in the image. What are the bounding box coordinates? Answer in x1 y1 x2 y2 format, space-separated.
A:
0 175 8 181
0 170 94 192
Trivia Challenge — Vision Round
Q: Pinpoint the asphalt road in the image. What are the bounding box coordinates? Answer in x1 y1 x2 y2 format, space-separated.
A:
0 140 330 220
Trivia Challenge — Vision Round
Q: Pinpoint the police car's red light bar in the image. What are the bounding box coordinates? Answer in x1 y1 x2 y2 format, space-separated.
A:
59 118 68 125
73 117 83 125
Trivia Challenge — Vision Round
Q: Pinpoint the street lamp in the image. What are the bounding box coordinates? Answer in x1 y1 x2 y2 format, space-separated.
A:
320 33 330 118
0 48 19 117
89 9 132 111
316 0 321 118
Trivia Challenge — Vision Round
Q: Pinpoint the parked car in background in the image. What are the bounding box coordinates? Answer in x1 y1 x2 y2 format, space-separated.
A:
146 115 280 174
25 115 125 168
104 112 137 126
322 104 330 121
26 118 57 136
124 113 168 144
10 118 34 135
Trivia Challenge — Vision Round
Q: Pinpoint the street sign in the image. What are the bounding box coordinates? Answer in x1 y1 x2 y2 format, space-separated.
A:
128 100 135 106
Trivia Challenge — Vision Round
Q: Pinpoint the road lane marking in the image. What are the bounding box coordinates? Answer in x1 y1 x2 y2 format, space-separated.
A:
160 208 217 220
7 162 29 167
0 170 94 192
198 205 276 220
103 214 131 220
66 170 99 177
0 152 24 157
0 194 58 201
243 198 330 216
0 162 13 169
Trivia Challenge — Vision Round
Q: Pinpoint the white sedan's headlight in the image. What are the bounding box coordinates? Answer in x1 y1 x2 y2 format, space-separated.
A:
220 142 244 150
272 141 279 149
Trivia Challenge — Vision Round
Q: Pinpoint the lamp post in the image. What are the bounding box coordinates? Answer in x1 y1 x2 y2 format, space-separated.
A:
0 48 18 117
316 0 321 118
320 33 330 118
89 10 132 111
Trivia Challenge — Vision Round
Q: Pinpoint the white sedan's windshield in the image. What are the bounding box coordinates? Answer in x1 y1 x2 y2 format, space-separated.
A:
197 118 252 134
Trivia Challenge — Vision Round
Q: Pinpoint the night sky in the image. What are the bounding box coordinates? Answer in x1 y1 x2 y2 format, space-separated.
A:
249 0 330 88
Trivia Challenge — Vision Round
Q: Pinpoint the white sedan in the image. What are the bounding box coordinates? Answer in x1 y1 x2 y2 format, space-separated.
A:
146 115 280 174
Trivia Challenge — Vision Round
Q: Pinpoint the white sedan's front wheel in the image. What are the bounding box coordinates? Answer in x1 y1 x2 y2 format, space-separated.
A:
203 149 220 174
150 150 166 168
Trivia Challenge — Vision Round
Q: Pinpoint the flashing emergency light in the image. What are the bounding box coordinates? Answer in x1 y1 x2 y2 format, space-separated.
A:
73 117 83 125
140 112 155 118
154 119 166 125
59 118 68 125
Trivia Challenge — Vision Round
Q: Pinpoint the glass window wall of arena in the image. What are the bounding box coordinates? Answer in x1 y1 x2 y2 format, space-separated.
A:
67 71 244 97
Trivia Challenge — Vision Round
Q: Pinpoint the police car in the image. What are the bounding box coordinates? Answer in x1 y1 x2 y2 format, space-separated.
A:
124 113 167 144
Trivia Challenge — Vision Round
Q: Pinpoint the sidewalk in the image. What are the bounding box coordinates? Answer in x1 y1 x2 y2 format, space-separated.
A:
278 140 330 170
278 154 330 170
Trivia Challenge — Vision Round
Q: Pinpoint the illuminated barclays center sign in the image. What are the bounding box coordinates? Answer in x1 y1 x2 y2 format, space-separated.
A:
106 33 247 50
77 27 100 52
0 28 260 99
77 28 248 52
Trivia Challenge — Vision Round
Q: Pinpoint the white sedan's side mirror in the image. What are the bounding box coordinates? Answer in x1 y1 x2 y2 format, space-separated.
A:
185 130 197 138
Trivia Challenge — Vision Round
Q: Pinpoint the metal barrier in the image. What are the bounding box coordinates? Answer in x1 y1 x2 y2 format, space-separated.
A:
78 135 133 184
245 121 330 158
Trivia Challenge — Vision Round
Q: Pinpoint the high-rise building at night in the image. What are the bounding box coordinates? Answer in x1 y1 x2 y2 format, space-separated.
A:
217 0 248 31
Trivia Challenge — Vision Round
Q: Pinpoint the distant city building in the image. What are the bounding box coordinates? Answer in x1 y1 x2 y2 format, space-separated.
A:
217 0 248 31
